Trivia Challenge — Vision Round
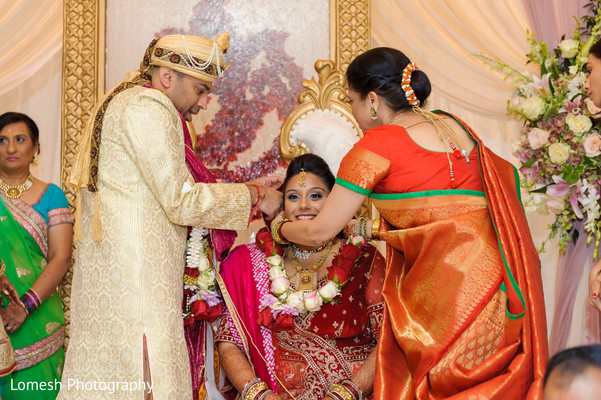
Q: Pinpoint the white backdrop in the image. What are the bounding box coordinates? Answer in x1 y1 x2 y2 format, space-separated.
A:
0 0 63 185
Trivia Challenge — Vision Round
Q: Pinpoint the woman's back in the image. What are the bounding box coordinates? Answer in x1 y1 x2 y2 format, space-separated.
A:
355 113 484 193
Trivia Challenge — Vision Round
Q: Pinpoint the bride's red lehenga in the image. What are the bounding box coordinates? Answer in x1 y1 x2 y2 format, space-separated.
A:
216 238 385 399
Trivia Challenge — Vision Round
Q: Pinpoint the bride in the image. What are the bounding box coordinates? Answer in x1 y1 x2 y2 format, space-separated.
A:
216 153 385 400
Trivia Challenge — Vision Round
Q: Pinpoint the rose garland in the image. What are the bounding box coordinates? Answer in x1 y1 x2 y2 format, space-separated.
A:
183 227 223 325
254 227 367 331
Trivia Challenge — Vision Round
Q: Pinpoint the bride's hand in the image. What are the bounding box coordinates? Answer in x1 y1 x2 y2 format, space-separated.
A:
344 219 357 238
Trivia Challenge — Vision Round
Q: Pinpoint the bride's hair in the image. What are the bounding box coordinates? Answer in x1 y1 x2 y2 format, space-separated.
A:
281 153 335 194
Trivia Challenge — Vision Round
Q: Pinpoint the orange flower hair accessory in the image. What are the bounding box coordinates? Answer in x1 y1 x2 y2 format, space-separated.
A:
401 62 420 107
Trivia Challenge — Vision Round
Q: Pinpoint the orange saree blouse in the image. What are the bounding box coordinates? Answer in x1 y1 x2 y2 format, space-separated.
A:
336 112 548 399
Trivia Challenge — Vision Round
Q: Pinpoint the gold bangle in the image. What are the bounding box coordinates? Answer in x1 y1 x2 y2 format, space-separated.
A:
0 258 5 277
371 218 380 240
244 381 268 400
330 384 355 400
271 218 290 245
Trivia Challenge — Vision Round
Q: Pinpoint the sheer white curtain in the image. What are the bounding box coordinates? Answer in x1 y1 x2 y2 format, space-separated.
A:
522 0 589 47
0 0 63 185
371 0 573 341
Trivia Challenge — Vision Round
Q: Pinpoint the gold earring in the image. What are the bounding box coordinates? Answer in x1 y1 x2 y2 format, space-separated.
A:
298 169 306 188
370 107 377 120
32 153 39 166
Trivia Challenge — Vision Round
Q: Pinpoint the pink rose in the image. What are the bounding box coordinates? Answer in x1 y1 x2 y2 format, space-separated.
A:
527 128 550 150
583 133 601 157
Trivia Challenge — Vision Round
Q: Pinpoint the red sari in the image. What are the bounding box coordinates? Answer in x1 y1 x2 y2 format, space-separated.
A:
336 111 548 399
216 241 385 399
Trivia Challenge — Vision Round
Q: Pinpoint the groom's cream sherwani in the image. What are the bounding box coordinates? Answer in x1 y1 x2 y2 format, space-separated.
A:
59 86 250 400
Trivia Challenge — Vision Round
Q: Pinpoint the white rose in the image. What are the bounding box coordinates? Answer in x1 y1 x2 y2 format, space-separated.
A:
584 133 601 157
527 128 550 150
265 255 283 267
548 142 571 165
509 94 522 110
303 291 323 312
286 291 304 310
524 193 546 214
557 39 579 59
318 281 340 300
520 95 545 120
565 113 593 135
269 267 287 281
270 276 290 295
546 196 565 215
197 256 211 272
351 236 365 247
197 271 215 290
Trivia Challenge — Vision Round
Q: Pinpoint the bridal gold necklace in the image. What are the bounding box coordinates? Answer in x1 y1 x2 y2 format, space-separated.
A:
288 239 334 292
0 175 34 199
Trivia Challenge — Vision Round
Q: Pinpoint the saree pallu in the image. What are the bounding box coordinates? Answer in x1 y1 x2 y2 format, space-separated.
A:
373 192 531 399
217 243 384 399
0 194 66 399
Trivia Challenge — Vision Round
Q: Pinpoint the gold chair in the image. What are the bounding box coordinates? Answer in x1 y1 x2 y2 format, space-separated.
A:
280 60 361 176
280 59 375 219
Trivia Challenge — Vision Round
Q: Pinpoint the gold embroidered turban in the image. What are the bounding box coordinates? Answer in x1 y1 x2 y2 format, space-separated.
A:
149 32 230 82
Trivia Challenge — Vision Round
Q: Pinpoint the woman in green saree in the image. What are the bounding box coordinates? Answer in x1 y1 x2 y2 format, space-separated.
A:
0 112 73 399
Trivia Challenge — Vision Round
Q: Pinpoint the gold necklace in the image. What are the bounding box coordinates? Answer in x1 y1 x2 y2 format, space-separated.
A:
288 239 333 292
0 175 34 199
387 111 408 126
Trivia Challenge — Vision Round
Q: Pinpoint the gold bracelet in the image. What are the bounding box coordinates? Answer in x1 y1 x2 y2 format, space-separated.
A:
271 218 290 245
0 258 5 277
371 218 380 240
330 383 355 400
244 381 268 400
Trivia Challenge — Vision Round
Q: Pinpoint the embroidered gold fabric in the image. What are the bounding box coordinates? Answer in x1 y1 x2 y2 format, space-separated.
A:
0 322 15 377
59 87 251 400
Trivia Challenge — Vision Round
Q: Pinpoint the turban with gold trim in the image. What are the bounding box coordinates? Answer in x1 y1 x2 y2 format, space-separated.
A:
145 33 230 83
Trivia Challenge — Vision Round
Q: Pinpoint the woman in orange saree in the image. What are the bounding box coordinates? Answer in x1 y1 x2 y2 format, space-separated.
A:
272 47 548 399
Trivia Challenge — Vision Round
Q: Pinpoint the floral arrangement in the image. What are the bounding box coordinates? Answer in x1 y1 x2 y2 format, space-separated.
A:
254 228 367 331
479 2 601 257
183 227 223 325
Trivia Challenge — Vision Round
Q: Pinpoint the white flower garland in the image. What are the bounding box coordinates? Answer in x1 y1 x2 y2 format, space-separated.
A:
183 227 221 318
261 236 365 317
